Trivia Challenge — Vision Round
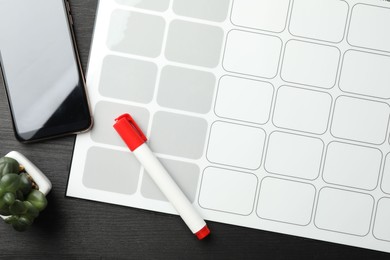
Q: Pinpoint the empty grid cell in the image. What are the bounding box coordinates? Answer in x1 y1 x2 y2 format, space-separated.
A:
265 132 323 180
141 158 200 203
373 198 390 241
273 86 332 134
157 66 216 114
223 30 282 78
83 147 140 195
173 0 230 22
315 188 374 236
199 167 258 215
381 154 390 194
348 4 390 52
323 142 382 191
149 112 208 160
165 20 224 68
281 40 340 89
99 55 157 103
257 177 315 226
215 76 274 124
115 0 170 11
91 101 149 147
289 0 348 43
231 0 290 32
207 121 266 169
339 50 390 99
331 96 390 145
106 10 165 58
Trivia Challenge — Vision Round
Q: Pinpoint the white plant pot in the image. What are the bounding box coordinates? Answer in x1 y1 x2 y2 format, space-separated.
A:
0 151 52 220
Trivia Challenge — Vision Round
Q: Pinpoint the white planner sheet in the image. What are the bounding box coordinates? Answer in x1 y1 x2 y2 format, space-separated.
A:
67 0 390 253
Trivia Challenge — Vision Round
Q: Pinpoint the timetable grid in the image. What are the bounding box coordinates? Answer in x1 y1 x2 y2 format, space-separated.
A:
68 0 390 253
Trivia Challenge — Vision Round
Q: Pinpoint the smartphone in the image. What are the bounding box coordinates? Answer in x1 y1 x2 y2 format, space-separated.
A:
0 0 92 142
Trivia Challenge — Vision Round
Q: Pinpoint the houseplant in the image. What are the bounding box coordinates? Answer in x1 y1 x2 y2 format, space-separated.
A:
0 151 52 231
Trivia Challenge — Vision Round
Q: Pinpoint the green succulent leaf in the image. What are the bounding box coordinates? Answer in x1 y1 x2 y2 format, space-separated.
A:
0 195 7 209
9 200 27 215
3 192 16 205
18 216 32 226
12 221 28 232
23 201 39 219
0 157 19 179
0 207 11 216
0 174 21 193
16 190 24 200
19 173 32 195
27 190 47 212
4 215 18 224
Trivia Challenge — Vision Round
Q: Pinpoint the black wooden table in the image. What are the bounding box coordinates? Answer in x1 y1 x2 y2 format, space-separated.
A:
0 1 389 258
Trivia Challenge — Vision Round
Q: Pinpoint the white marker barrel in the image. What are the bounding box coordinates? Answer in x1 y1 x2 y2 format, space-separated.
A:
133 143 206 234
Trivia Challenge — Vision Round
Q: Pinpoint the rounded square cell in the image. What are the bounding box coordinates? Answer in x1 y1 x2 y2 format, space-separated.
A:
199 167 258 215
141 158 200 203
339 50 390 99
99 55 157 103
83 147 140 195
107 10 165 58
149 112 208 160
173 0 230 22
289 0 348 43
331 96 390 145
231 0 290 33
273 86 332 134
157 66 216 114
265 132 323 180
207 121 266 170
281 40 340 89
348 4 390 53
323 142 382 191
315 188 374 236
257 177 316 226
165 20 224 68
215 76 274 124
373 198 390 241
381 154 390 194
115 0 170 12
223 30 282 78
91 101 149 147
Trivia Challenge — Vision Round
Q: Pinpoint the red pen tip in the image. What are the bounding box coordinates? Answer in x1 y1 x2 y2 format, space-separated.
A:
195 225 210 240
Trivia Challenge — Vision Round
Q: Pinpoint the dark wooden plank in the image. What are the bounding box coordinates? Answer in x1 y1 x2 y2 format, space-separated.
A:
0 0 389 258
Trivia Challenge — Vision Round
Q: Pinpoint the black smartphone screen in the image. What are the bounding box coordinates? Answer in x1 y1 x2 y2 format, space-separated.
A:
0 0 92 142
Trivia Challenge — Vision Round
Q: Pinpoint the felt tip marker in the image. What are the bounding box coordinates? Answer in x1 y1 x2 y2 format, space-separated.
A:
113 113 210 240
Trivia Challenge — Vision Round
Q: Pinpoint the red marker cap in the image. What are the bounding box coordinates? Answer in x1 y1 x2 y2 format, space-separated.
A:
114 114 147 151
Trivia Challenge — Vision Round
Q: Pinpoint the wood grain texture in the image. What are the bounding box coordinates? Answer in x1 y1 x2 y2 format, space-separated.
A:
0 1 389 258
